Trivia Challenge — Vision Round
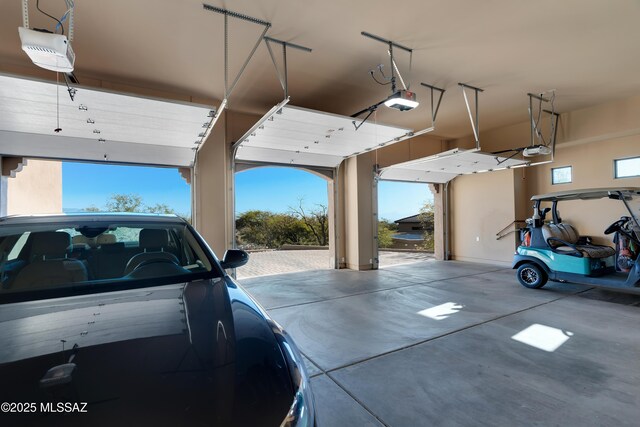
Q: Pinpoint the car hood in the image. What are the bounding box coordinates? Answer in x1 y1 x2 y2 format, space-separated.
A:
0 277 294 426
0 283 194 364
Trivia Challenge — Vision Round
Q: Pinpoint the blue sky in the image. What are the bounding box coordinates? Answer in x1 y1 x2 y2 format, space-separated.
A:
377 180 432 221
62 162 191 214
63 163 432 221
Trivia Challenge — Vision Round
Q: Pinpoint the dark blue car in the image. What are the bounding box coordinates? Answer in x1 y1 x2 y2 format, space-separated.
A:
0 213 315 426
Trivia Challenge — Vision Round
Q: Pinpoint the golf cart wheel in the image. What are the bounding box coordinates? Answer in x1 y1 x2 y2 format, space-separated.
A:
516 263 548 289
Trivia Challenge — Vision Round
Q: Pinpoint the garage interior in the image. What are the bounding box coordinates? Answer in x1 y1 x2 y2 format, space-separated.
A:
1 1 639 425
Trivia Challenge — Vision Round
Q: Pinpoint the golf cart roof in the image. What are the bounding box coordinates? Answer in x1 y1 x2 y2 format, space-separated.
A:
531 187 640 202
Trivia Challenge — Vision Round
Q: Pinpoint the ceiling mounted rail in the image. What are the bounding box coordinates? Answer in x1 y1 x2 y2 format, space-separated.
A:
264 36 312 100
459 83 483 150
199 4 272 153
361 31 412 53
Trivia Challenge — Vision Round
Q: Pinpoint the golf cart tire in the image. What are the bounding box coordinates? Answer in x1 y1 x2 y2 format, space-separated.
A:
517 263 548 289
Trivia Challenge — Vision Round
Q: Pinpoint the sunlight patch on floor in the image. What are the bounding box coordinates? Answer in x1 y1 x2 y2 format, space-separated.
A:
511 323 574 352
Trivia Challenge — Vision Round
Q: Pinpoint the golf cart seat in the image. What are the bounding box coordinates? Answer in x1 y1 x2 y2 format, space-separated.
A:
542 223 615 258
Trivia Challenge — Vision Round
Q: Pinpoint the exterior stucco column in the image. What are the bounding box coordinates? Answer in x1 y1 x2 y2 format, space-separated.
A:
193 112 233 257
429 183 445 260
342 153 376 270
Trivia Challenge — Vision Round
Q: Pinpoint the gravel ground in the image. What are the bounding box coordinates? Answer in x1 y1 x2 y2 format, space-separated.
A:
236 249 433 279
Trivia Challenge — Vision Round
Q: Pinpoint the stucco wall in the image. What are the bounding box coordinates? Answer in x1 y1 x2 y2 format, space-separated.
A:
7 159 62 215
450 170 517 266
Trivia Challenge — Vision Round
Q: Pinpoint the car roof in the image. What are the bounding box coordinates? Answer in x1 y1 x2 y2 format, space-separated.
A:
531 187 640 202
0 212 187 225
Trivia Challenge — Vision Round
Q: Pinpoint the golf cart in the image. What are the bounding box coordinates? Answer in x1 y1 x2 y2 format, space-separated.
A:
513 187 640 290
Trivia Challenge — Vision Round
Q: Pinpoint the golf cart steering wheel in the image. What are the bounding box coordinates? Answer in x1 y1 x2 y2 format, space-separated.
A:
604 217 628 235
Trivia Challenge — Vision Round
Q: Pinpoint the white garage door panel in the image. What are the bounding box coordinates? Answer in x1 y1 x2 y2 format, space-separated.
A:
238 134 375 157
236 146 343 168
0 74 215 166
380 168 459 183
235 105 411 167
0 130 195 167
379 148 530 183
0 131 193 167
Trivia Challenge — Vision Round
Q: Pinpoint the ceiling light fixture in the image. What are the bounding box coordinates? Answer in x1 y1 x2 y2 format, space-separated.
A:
384 90 419 111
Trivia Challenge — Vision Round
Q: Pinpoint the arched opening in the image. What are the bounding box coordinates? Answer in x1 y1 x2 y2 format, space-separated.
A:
234 165 333 279
376 180 435 268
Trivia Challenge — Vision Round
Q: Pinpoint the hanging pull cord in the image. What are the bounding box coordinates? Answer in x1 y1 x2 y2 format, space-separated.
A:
54 72 62 133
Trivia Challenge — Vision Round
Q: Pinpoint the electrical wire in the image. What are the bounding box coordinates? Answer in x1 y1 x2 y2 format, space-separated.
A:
37 0 64 35
369 70 390 86
533 90 557 148
56 1 75 34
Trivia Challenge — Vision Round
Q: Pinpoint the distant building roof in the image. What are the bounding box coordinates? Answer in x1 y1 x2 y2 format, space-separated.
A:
394 214 421 224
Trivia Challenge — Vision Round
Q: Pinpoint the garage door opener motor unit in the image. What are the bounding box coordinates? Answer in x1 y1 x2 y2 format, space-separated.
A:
18 0 76 73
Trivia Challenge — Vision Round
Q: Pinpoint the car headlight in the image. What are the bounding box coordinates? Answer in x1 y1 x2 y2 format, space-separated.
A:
268 320 316 427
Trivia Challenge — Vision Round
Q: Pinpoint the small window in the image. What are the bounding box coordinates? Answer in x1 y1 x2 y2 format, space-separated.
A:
614 157 640 179
551 166 572 185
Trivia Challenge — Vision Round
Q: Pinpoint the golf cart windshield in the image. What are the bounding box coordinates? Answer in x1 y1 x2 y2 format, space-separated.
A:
623 192 640 228
531 187 640 226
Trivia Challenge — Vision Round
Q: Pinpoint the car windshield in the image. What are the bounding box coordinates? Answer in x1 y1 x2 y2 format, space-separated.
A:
0 219 218 302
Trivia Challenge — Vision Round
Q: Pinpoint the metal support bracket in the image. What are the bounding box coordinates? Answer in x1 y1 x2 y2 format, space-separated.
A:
22 0 75 39
203 4 271 100
351 32 415 132
491 91 560 167
200 4 271 153
362 31 413 96
420 83 446 128
264 36 312 101
22 0 29 28
459 83 484 150
528 92 560 156
351 104 382 131
67 0 74 41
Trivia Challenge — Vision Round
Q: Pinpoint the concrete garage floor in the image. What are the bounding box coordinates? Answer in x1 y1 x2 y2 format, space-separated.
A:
240 260 640 427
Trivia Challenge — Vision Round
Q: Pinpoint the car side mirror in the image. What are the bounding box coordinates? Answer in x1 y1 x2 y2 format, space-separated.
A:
220 249 249 269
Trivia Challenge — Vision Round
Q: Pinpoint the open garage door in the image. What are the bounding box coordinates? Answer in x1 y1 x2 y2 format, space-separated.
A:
232 102 412 271
378 148 530 183
0 74 215 167
234 104 411 168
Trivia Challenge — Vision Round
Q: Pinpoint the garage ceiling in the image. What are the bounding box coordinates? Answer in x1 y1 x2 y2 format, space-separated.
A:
235 105 411 168
1 1 640 142
379 148 529 183
0 74 214 167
